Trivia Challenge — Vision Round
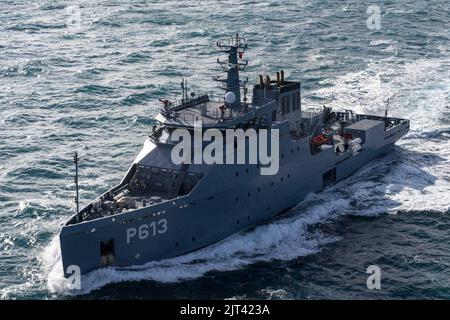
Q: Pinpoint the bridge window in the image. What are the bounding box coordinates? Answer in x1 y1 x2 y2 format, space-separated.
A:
292 92 301 111
286 95 291 113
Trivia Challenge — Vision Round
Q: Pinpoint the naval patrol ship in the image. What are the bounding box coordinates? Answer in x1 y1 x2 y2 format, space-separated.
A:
60 35 410 277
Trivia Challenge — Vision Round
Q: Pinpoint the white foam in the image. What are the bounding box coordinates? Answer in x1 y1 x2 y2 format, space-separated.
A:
17 200 29 213
43 236 68 294
259 288 290 299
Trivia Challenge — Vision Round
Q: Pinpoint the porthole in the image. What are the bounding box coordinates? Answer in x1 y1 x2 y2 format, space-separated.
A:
235 172 239 177
247 216 250 220
258 188 261 192
236 220 240 225
235 197 239 202
192 237 196 242
175 242 179 247
246 168 249 173
271 182 274 186
247 192 251 197
281 177 284 182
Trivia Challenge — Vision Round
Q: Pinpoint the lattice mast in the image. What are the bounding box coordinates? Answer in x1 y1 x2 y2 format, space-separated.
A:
214 34 248 108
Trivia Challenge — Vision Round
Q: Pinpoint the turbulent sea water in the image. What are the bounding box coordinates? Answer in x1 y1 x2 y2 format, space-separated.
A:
0 0 449 299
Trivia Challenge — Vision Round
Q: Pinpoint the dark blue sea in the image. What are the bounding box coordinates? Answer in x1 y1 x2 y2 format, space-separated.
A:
0 0 449 299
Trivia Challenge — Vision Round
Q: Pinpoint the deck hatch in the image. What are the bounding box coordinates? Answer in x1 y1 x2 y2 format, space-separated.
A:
100 239 116 267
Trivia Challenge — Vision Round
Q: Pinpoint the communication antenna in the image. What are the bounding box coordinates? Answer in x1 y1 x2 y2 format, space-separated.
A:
263 18 268 104
384 97 391 119
181 78 186 102
184 37 189 101
185 37 188 75
73 152 80 221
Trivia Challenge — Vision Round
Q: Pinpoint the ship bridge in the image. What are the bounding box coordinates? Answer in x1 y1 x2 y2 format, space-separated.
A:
153 34 277 130
155 96 277 129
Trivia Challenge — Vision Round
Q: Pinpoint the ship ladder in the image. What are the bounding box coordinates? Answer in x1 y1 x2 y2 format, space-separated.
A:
168 163 189 199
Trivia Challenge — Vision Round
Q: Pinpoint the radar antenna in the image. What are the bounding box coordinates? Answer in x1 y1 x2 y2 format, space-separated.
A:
213 33 248 108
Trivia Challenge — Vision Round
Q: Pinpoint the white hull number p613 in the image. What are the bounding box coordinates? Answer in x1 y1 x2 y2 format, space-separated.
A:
126 219 167 244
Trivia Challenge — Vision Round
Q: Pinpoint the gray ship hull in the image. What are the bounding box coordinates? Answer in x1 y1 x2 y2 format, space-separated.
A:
60 116 409 277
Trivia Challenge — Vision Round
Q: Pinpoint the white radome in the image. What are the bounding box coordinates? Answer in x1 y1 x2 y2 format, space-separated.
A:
224 91 236 104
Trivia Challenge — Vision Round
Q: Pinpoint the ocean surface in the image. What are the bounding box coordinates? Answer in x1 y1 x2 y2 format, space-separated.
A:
0 0 449 299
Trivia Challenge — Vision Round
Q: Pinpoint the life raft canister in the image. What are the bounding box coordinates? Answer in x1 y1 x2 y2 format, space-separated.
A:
312 134 329 146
